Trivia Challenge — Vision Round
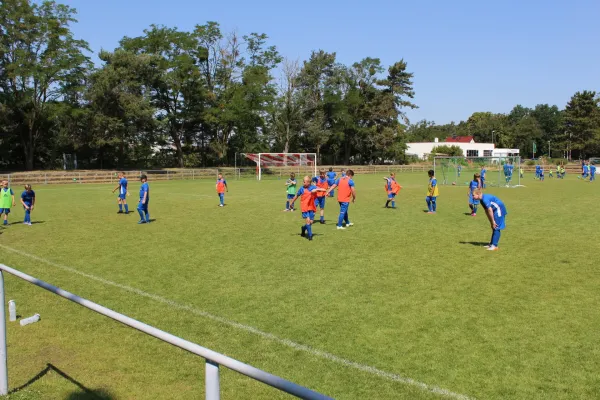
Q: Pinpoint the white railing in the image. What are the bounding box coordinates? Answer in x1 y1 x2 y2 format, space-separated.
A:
0 264 332 399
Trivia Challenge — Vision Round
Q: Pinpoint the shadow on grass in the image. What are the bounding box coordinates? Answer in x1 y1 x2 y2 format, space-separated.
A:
30 221 45 225
459 241 489 246
9 363 115 399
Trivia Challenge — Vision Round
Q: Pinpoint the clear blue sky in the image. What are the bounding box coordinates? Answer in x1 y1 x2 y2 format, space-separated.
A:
63 0 599 124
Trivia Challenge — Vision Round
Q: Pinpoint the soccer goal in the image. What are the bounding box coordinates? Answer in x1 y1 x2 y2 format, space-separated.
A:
434 156 522 187
241 153 317 181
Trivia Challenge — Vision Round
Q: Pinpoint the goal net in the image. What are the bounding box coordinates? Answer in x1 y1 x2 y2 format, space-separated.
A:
433 156 522 187
241 153 317 181
63 153 78 170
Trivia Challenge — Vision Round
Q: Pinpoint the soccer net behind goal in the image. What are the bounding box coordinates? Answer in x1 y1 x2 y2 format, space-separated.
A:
433 156 522 187
242 153 317 180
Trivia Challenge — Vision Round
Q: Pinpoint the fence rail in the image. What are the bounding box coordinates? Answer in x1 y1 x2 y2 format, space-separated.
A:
2 163 584 186
0 264 331 399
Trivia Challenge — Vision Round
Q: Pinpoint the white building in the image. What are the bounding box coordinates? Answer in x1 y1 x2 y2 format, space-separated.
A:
406 136 519 159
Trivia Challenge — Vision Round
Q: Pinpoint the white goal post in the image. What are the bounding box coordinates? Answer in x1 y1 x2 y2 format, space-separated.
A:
433 156 522 187
241 153 317 181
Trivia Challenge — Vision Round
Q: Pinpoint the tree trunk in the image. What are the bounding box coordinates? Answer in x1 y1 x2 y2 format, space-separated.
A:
172 133 184 168
23 127 35 170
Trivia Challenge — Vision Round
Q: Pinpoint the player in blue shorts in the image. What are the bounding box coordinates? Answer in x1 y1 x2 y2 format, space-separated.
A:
112 171 129 214
1 180 15 226
20 184 36 226
472 189 507 251
312 169 329 223
326 170 356 230
383 173 401 209
137 174 150 224
326 167 337 198
590 163 596 182
290 176 327 240
581 162 589 179
539 165 545 181
284 172 297 211
468 173 482 216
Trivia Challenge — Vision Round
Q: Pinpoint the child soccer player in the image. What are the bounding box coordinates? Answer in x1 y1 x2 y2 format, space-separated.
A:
0 180 15 226
137 174 150 224
216 173 228 207
426 170 439 214
383 173 401 209
313 169 328 223
290 176 327 240
503 162 510 185
480 166 487 188
284 173 297 212
548 169 553 178
534 165 540 180
20 184 35 226
111 172 129 214
539 165 545 181
582 162 589 179
468 173 482 216
472 189 507 251
326 170 356 230
590 163 596 182
341 168 347 178
519 166 524 179
326 167 337 197
457 164 462 178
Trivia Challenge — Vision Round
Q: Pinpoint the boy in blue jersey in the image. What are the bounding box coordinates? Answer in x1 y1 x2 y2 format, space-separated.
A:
457 164 462 178
216 174 228 206
326 167 337 197
20 184 36 226
426 170 439 214
341 168 346 178
472 190 507 251
112 172 129 214
581 162 589 179
590 163 596 182
480 166 487 188
1 180 15 226
468 173 482 216
539 165 545 181
137 174 150 224
503 163 510 184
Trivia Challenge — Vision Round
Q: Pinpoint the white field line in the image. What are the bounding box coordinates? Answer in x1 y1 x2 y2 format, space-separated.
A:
0 244 474 400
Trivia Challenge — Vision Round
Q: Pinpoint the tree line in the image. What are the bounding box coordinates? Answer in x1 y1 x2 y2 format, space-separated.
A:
0 0 598 171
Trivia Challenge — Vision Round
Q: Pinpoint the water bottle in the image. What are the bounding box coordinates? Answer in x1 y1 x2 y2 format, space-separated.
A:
8 301 16 322
20 314 40 326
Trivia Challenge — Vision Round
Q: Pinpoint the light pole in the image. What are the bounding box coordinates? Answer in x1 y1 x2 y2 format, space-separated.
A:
548 141 551 158
492 130 495 145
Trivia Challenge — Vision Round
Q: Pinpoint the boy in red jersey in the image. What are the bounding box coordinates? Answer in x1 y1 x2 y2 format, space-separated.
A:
312 169 329 224
326 169 356 230
290 176 327 240
216 174 228 207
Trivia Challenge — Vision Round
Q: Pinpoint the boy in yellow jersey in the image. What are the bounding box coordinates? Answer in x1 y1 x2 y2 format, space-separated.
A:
426 170 439 214
0 180 15 226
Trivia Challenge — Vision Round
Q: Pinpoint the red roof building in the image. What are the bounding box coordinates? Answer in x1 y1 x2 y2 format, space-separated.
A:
445 136 474 143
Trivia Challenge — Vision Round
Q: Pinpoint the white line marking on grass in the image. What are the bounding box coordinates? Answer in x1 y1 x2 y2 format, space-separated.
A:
0 244 474 400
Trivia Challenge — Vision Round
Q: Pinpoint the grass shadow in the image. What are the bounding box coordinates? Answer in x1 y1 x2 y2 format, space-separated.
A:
30 221 45 225
459 241 489 246
9 363 116 399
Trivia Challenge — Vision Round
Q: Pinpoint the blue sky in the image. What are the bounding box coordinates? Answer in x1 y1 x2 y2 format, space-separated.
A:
63 0 599 124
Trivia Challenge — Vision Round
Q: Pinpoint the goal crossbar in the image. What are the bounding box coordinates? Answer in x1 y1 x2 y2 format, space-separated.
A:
242 153 317 180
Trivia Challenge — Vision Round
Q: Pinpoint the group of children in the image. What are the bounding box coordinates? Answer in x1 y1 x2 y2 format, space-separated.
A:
0 180 36 226
580 161 596 182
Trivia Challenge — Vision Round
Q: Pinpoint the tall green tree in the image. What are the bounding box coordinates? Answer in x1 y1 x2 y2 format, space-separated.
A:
0 0 91 169
564 91 600 158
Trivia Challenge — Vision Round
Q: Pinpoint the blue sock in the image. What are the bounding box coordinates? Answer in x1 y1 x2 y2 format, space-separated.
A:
285 201 289 210
344 212 349 225
124 204 129 213
473 205 478 214
337 212 344 227
391 201 395 208
138 209 145 221
145 211 150 222
119 203 123 211
220 195 224 205
432 198 437 212
320 215 324 222
307 224 313 237
426 197 431 211
3 220 6 225
302 224 306 234
491 230 501 247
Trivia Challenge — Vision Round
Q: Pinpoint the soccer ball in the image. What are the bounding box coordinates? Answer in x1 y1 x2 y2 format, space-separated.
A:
452 182 456 186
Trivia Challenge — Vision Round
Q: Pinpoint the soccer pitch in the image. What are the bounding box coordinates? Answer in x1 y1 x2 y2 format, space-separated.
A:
0 172 598 399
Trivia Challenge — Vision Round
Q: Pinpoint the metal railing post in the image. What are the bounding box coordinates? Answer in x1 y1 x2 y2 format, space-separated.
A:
0 271 8 395
205 359 220 400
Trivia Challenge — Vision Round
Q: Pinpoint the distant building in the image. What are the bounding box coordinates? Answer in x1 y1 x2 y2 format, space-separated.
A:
406 137 519 160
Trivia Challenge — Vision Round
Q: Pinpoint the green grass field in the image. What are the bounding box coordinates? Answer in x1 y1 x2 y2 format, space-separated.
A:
0 171 598 399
